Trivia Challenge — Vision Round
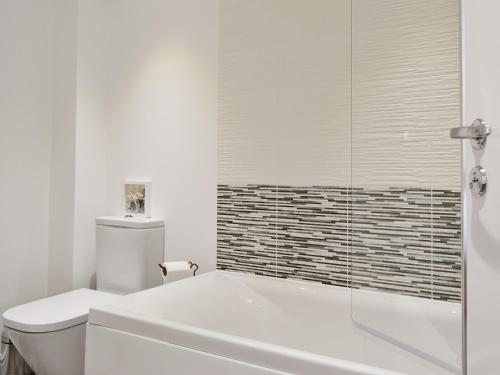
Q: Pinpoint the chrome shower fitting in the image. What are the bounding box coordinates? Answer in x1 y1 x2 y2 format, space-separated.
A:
450 118 491 150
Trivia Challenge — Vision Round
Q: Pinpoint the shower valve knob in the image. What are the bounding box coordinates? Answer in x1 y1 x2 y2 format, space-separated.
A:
469 166 487 197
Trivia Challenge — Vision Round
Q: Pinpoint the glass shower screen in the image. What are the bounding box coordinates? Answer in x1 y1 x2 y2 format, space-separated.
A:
350 0 463 373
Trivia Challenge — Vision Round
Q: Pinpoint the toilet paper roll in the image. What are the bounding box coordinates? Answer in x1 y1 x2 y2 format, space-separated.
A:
159 261 193 283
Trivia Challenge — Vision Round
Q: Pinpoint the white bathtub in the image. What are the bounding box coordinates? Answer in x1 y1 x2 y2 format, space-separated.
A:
85 271 461 375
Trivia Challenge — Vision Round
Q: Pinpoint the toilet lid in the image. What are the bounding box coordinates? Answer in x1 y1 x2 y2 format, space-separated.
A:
2 289 117 333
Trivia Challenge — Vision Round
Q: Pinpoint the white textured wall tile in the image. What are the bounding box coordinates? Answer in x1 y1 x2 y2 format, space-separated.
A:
219 0 460 190
218 0 351 186
352 0 461 190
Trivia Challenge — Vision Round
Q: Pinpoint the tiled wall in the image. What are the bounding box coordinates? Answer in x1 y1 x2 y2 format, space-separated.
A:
217 0 462 303
351 187 461 302
217 185 350 284
217 185 461 302
351 0 461 190
218 0 351 187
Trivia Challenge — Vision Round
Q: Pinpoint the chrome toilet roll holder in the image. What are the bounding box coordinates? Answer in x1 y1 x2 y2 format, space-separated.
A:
158 261 199 278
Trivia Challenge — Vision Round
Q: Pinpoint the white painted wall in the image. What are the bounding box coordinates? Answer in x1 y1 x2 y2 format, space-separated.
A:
0 0 55 324
1 0 218 306
73 0 218 287
72 0 109 288
48 0 78 295
463 0 500 373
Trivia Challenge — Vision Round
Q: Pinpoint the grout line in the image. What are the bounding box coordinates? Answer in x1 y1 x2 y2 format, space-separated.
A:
275 184 278 278
347 185 350 289
431 188 434 300
349 0 353 297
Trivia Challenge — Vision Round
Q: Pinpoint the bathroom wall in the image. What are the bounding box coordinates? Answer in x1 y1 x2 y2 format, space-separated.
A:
48 0 79 295
350 0 462 301
217 0 462 301
73 0 218 287
0 0 55 323
72 0 109 288
351 0 461 190
218 0 351 187
463 0 500 371
218 0 351 282
0 0 219 305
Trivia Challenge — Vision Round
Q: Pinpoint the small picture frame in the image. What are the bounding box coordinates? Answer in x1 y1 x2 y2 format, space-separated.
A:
124 181 151 217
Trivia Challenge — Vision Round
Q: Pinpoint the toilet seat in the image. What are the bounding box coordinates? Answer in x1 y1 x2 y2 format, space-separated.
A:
3 289 117 333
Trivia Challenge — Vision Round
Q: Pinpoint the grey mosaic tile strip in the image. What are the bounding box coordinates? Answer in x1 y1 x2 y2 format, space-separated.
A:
351 188 433 300
351 188 461 302
217 185 462 302
217 185 277 277
430 190 462 301
276 186 349 287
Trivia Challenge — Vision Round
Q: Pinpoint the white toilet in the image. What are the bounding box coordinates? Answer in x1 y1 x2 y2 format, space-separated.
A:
2 216 164 375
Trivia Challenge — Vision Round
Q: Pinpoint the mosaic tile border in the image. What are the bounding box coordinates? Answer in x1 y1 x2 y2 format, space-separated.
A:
217 185 461 302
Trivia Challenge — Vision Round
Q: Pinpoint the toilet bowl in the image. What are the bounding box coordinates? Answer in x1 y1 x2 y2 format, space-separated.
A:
2 216 165 375
3 289 116 375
